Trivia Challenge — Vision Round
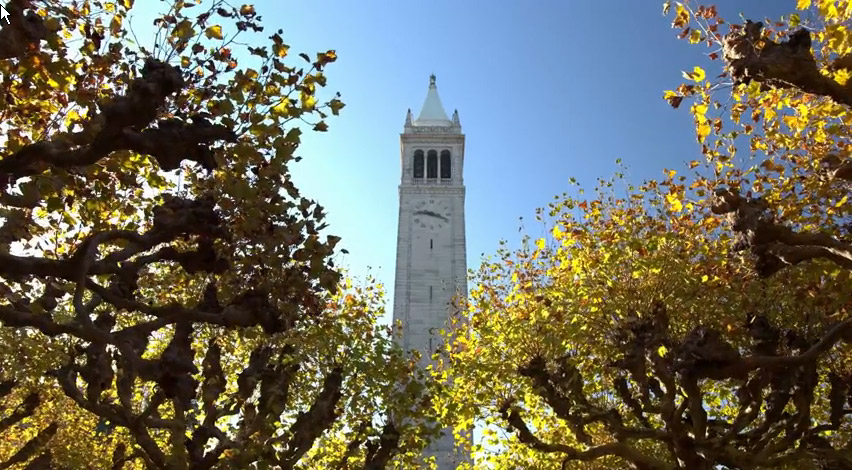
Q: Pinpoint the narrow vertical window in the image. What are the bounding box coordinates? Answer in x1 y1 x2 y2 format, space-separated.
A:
427 150 438 179
429 286 433 303
413 150 424 179
440 150 451 179
430 239 433 250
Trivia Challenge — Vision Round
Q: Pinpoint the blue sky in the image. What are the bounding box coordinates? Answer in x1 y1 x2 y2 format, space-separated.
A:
135 1 796 322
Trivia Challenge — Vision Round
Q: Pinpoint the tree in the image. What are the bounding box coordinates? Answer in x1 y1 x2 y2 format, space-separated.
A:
663 0 852 278
446 2 852 469
0 1 431 468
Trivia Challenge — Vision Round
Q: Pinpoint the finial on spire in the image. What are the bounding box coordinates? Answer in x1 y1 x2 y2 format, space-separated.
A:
452 109 460 126
413 75 451 127
405 108 412 126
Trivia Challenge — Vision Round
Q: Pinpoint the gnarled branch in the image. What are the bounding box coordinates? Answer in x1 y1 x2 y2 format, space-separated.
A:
711 188 852 276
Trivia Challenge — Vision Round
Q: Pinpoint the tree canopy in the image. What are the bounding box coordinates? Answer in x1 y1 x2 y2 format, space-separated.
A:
0 1 436 469
7 1 852 469
445 1 852 469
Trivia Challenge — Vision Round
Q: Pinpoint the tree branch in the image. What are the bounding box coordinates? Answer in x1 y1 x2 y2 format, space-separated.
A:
499 401 673 470
364 422 401 470
723 21 852 106
711 188 852 276
0 0 48 60
276 367 344 469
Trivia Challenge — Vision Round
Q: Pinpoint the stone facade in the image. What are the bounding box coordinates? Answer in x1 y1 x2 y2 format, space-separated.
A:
392 78 469 469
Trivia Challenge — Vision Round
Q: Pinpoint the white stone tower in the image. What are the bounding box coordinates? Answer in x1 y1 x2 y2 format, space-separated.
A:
392 75 468 469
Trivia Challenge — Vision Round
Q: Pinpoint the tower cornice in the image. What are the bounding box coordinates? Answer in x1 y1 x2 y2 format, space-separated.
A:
400 133 465 144
398 185 465 195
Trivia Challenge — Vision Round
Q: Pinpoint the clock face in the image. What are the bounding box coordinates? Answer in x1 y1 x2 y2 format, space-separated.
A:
413 199 451 231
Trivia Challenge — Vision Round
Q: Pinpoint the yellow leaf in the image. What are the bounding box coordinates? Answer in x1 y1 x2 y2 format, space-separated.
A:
302 94 317 110
666 193 684 212
790 13 801 27
689 29 702 44
172 19 194 40
536 238 546 250
271 100 289 116
692 103 708 120
64 109 82 128
783 115 801 132
701 274 709 282
551 225 563 240
683 65 706 82
797 0 811 9
274 43 289 58
658 345 668 357
836 68 851 85
673 3 690 28
826 2 840 19
697 122 711 142
109 14 123 34
837 195 848 208
205 25 224 40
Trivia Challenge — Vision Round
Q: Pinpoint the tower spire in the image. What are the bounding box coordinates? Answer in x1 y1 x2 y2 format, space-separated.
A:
414 74 450 126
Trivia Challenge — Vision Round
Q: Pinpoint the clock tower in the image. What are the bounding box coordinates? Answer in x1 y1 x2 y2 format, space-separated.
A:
392 75 468 469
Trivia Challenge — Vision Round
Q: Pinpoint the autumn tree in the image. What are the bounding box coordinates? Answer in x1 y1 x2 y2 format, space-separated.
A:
664 0 852 279
0 1 433 468
445 2 852 469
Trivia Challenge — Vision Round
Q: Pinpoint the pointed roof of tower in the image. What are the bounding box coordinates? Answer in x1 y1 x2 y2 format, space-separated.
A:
413 74 452 126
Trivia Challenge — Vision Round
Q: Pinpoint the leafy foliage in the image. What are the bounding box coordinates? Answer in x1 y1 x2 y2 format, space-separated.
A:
0 1 429 469
663 0 852 277
447 1 852 469
449 172 852 469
